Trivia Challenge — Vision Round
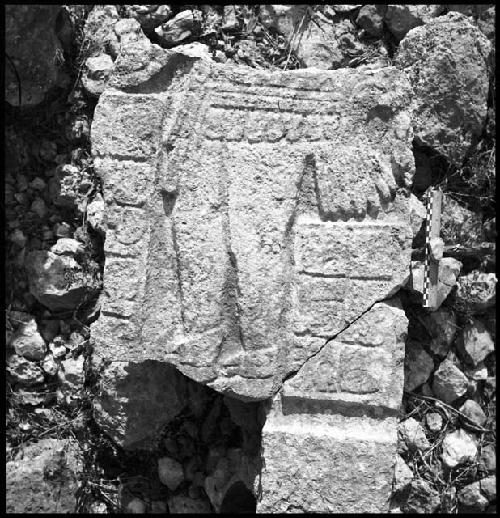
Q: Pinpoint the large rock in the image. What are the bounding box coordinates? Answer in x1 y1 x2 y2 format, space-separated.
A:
6 438 82 513
91 38 416 403
258 298 407 512
5 5 69 106
6 353 45 386
396 12 492 166
25 250 99 312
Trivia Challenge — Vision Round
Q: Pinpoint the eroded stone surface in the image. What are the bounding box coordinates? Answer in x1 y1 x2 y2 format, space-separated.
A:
258 297 406 512
91 39 415 403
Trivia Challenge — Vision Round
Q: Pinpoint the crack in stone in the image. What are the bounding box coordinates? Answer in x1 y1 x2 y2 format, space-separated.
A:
281 290 402 386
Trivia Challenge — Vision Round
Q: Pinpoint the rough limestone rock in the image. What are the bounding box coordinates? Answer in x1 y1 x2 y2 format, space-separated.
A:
168 495 212 513
6 353 45 386
398 417 430 453
11 317 47 361
356 5 387 37
458 481 489 512
480 475 497 502
457 318 495 367
384 5 444 41
158 456 184 490
124 5 172 31
455 272 497 313
6 438 82 513
393 455 413 494
402 479 440 513
433 358 469 403
396 12 492 166
442 429 478 468
459 399 487 427
422 307 457 358
91 38 415 405
408 257 462 309
25 250 98 312
440 194 485 247
425 412 443 433
259 298 407 512
5 5 69 106
82 53 115 98
404 340 434 391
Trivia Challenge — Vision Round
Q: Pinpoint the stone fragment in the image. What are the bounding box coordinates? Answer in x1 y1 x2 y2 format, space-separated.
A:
58 355 85 394
42 353 59 376
356 5 387 37
6 353 45 386
124 5 172 31
158 457 184 490
10 228 27 248
92 41 416 402
82 5 120 59
440 194 484 246
87 194 105 234
31 198 47 219
457 318 494 366
479 444 496 475
458 481 489 512
425 412 443 433
82 53 115 97
459 399 487 427
480 475 496 502
50 238 84 256
385 5 443 41
408 257 461 310
6 438 82 513
11 317 46 361
92 356 188 449
433 358 469 403
396 12 492 165
465 361 489 381
25 251 98 312
393 455 413 494
404 340 434 392
49 336 67 359
423 307 457 358
402 479 440 514
429 237 444 261
156 10 196 47
126 498 146 513
222 5 238 30
168 495 211 513
442 429 478 468
54 222 72 238
398 417 430 453
5 5 68 106
455 272 497 313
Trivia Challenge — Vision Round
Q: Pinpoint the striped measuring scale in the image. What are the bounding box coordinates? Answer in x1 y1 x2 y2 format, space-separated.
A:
422 187 443 309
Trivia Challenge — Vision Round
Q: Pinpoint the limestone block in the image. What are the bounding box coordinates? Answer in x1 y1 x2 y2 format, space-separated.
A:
91 40 415 405
396 12 492 165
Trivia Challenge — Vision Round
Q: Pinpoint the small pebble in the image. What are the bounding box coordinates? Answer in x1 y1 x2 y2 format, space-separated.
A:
425 412 443 433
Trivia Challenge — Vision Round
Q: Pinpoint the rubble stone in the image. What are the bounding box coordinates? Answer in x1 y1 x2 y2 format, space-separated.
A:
458 481 489 512
479 444 496 475
385 5 444 41
393 455 413 494
396 12 492 166
442 429 478 468
480 475 497 502
402 479 440 514
457 318 495 367
12 317 46 361
398 417 430 453
456 272 497 313
6 438 82 513
158 456 184 490
404 340 434 391
356 5 387 37
433 358 469 403
425 412 443 433
460 399 487 427
6 354 45 386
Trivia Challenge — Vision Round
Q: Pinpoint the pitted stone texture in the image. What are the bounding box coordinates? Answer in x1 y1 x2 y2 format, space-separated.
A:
258 298 405 512
396 12 491 166
91 41 415 402
259 407 398 513
284 299 407 412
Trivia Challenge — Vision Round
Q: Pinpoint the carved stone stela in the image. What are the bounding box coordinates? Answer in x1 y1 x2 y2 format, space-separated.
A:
92 42 415 512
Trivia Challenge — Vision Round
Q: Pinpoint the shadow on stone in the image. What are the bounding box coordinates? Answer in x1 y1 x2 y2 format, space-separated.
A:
220 481 257 514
